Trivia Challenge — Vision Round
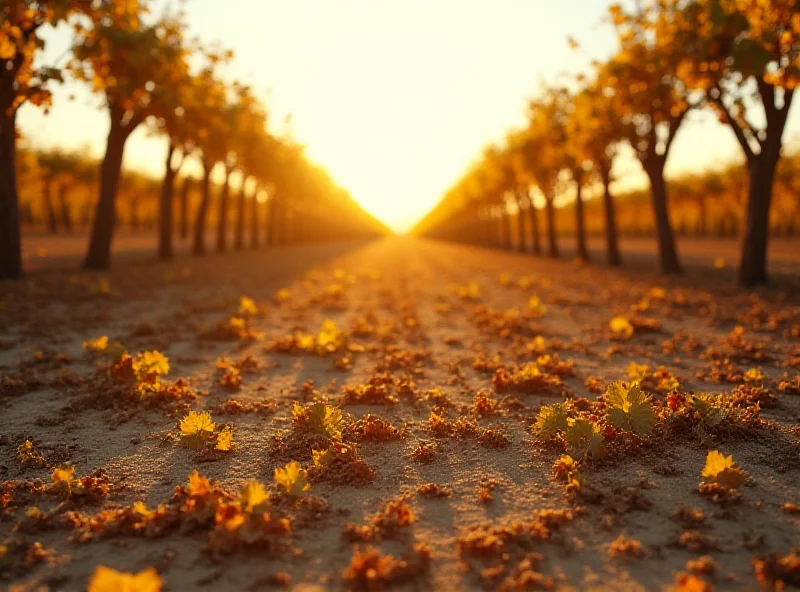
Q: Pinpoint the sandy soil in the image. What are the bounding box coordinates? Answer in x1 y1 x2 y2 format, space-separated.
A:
1 237 799 591
19 230 800 281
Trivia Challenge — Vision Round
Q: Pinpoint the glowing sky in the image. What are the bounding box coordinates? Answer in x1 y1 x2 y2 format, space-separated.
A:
18 0 800 233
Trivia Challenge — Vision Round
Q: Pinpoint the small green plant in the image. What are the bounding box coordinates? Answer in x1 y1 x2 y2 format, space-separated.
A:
564 419 605 459
292 401 343 440
691 395 727 427
605 381 656 437
532 403 570 438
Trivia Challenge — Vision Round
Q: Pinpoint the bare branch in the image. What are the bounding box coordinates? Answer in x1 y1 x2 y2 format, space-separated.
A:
711 92 755 162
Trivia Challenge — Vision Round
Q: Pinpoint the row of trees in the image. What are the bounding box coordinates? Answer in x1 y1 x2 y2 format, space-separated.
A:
413 0 798 286
0 1 385 280
22 145 800 240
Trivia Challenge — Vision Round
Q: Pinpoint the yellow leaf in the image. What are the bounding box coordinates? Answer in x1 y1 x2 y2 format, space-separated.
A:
187 470 210 497
82 336 109 353
528 295 546 316
610 316 634 338
312 448 332 468
88 565 161 592
701 450 745 490
552 454 578 482
528 335 546 353
180 411 215 437
238 296 257 317
133 351 170 377
743 368 763 383
0 36 18 60
297 333 315 351
52 466 74 484
238 481 269 512
307 402 343 440
215 426 233 451
626 362 649 381
274 460 310 497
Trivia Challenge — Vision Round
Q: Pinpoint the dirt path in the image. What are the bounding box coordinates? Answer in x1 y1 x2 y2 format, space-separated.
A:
1 237 798 591
19 230 800 281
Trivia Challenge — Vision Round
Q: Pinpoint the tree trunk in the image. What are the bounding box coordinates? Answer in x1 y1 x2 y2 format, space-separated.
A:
216 171 231 252
0 104 22 279
58 184 72 232
739 155 778 286
85 119 129 270
234 181 246 251
179 177 191 241
503 206 514 250
696 196 707 237
158 142 177 260
644 164 682 274
81 202 92 226
43 179 58 233
249 188 259 249
574 173 589 261
516 198 527 253
129 197 139 231
600 164 621 266
527 203 540 255
544 196 559 258
267 197 278 246
492 216 502 248
193 164 212 256
281 203 290 244
22 201 33 225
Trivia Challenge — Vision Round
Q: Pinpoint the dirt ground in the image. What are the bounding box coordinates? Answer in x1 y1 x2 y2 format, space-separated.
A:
1 236 799 591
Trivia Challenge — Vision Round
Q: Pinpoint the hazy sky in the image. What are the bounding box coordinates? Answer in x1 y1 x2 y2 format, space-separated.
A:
18 0 800 233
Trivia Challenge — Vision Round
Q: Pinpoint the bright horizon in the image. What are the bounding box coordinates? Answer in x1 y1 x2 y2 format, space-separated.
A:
18 0 800 234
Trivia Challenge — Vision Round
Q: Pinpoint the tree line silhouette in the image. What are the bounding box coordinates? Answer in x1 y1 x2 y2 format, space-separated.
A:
0 1 386 280
413 1 798 287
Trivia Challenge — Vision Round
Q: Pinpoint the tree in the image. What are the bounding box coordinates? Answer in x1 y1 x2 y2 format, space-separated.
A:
178 176 193 241
602 2 696 274
72 3 190 268
189 55 231 256
149 19 194 261
232 94 268 250
520 88 572 258
479 144 516 251
569 80 627 265
0 1 90 278
677 0 798 285
507 130 542 255
37 149 89 233
562 90 591 262
247 132 281 248
211 84 257 253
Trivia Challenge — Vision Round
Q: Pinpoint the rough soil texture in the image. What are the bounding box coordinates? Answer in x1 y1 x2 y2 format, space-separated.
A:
1 236 799 591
